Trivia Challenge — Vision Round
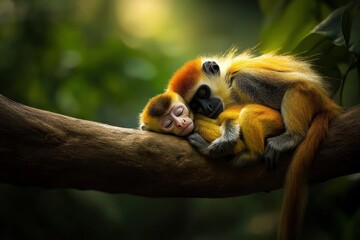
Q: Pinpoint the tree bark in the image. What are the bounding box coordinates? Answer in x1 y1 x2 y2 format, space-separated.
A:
0 94 359 197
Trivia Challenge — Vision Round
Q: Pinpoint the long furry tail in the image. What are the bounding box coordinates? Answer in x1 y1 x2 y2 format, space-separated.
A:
277 109 336 240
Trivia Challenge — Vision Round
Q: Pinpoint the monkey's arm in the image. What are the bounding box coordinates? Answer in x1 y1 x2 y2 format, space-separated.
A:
189 107 245 158
202 106 245 157
189 116 240 158
193 116 222 142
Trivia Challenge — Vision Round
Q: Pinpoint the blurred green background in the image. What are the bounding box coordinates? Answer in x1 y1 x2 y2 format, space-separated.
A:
0 0 359 239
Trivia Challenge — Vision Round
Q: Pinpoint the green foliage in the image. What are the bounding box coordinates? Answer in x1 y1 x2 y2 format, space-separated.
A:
260 0 360 106
294 1 360 105
259 0 323 52
0 0 181 127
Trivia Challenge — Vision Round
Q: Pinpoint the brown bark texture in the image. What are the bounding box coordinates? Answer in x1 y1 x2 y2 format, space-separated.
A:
0 94 359 197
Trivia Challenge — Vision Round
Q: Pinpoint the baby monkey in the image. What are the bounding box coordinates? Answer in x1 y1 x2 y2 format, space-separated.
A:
140 91 284 166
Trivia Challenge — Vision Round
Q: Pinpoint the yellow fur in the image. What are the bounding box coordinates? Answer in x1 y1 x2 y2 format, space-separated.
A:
166 49 342 240
195 104 284 159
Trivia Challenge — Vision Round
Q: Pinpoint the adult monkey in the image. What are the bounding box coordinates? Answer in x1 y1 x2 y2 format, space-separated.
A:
166 50 341 240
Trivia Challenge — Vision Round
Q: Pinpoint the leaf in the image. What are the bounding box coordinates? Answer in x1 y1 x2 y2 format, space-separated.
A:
306 2 360 54
258 0 287 15
348 10 360 54
293 2 360 97
341 0 360 49
294 33 347 65
294 33 332 55
294 33 347 95
311 6 346 48
259 0 318 52
323 65 342 97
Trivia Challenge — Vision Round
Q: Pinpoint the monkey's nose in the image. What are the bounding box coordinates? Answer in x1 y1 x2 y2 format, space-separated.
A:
177 119 187 128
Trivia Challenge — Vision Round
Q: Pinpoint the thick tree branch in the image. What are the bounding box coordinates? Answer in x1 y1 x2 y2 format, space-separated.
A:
0 94 359 197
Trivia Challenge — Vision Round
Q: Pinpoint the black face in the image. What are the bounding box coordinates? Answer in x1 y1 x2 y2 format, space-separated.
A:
189 85 223 119
189 61 223 119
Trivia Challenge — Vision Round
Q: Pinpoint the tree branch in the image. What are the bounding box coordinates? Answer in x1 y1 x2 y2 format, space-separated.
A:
0 94 359 197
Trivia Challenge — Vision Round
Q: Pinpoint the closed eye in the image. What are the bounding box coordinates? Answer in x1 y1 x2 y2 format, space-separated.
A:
164 119 173 128
175 107 184 116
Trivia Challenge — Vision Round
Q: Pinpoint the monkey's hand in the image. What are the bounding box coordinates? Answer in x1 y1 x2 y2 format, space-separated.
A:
187 133 212 156
187 132 235 158
207 120 239 157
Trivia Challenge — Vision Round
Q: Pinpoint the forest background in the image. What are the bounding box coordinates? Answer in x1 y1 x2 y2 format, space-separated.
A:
0 0 359 239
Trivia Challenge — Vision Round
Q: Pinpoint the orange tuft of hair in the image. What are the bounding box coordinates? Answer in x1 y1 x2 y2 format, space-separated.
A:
168 58 202 98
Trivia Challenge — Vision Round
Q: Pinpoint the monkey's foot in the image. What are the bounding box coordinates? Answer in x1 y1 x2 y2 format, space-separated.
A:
264 144 281 171
264 133 302 170
187 133 211 156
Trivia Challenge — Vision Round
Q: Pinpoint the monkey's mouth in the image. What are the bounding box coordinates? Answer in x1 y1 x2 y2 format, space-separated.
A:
179 122 194 136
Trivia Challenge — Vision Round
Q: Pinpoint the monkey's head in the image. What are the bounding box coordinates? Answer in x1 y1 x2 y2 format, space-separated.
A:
167 57 232 119
139 91 194 136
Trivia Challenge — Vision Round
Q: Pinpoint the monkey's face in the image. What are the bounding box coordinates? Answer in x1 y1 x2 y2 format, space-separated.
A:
159 102 194 136
187 61 226 119
168 58 232 119
188 84 223 119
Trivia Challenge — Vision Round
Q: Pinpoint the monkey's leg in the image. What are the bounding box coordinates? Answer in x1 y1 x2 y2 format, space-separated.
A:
232 142 260 168
232 112 265 167
264 86 316 168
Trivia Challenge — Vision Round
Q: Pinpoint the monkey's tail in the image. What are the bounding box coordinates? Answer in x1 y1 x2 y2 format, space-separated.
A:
277 109 336 240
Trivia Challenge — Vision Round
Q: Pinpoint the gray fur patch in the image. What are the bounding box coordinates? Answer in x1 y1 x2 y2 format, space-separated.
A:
232 72 288 109
187 133 211 156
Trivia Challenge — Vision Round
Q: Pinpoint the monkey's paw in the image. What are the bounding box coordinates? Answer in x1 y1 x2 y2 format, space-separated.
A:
187 133 211 156
208 138 236 158
265 133 303 170
264 138 282 171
